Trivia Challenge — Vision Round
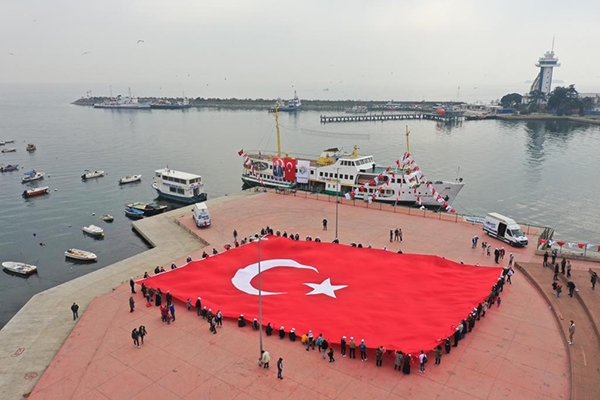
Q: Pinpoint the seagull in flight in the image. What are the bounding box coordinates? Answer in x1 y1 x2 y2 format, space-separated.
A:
137 40 145 44
81 51 91 56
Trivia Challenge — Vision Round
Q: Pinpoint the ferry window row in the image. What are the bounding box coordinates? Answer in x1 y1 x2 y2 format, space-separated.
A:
169 187 185 194
157 174 188 184
319 171 354 181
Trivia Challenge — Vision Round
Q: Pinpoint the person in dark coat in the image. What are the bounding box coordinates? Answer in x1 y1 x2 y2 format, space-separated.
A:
129 296 135 313
71 302 79 320
147 287 155 305
402 354 411 374
131 328 140 348
444 338 451 354
169 303 176 321
265 323 273 336
141 283 147 299
129 277 136 294
567 281 576 297
155 288 162 307
238 314 246 327
340 336 347 357
543 251 549 267
277 358 283 379
591 272 598 290
154 266 160 274
138 325 147 344
289 328 296 341
561 258 567 275
279 326 285 339
195 297 202 316
553 263 559 281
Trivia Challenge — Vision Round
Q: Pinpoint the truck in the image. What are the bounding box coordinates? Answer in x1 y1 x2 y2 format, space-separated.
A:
483 213 528 247
192 202 211 228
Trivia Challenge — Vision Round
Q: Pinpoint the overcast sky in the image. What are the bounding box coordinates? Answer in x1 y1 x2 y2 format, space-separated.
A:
1 0 598 102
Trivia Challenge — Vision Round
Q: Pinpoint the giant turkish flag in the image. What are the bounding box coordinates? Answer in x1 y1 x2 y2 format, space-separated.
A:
140 237 501 353
284 158 296 182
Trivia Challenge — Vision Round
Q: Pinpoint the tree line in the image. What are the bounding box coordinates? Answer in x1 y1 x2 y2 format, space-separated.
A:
500 85 596 116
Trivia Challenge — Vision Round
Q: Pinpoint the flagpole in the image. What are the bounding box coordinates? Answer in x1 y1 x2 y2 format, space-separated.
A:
258 236 263 356
335 167 339 241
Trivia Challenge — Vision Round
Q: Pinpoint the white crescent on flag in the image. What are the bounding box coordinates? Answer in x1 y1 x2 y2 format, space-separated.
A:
231 259 318 296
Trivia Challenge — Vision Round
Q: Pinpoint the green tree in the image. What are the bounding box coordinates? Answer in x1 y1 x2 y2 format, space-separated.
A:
547 85 579 114
579 96 595 115
500 93 523 108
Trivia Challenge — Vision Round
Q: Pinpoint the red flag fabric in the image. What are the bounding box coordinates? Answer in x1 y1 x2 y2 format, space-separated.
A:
578 243 585 249
284 158 296 182
556 241 566 247
238 149 244 156
140 237 501 353
539 239 547 244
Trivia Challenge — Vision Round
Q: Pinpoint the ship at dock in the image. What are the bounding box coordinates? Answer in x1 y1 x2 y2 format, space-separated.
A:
268 91 302 112
152 167 207 204
93 88 150 109
150 97 192 110
241 109 464 208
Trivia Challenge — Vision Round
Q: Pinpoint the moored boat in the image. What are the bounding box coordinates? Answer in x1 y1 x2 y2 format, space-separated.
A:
82 224 104 236
93 89 151 109
152 167 207 204
345 105 369 114
0 164 19 172
1 148 16 153
100 214 114 222
150 98 192 109
21 170 45 183
23 186 49 198
241 115 464 207
119 174 142 185
126 201 168 216
2 261 38 276
268 91 302 112
82 170 105 180
65 249 97 261
124 207 145 219
26 143 36 152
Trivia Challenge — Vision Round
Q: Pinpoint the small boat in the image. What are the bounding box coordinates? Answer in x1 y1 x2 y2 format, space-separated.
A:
26 143 36 152
119 174 142 185
82 224 104 236
124 207 145 219
0 141 4 146
65 249 97 261
100 214 114 222
0 164 19 172
4 140 15 143
81 170 105 180
2 261 38 276
152 167 207 203
126 201 168 216
23 186 49 198
22 170 45 183
1 148 16 153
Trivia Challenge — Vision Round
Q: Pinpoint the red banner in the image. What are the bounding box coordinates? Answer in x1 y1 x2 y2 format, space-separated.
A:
284 158 296 182
140 237 501 353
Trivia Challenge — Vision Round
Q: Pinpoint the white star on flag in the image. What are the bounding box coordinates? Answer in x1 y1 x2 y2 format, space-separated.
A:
304 278 348 298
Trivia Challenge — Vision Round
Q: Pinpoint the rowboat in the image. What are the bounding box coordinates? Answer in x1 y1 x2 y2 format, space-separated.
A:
119 174 142 185
65 249 97 261
2 261 38 276
1 148 16 153
100 214 114 222
22 170 45 183
26 143 36 152
124 207 145 220
82 224 104 236
4 139 15 143
23 186 49 198
81 170 105 180
0 164 19 172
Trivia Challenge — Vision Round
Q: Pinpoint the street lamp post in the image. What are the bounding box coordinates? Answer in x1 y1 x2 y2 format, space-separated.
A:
335 167 339 240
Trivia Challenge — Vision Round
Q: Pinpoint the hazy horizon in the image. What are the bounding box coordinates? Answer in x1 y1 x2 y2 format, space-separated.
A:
2 0 599 103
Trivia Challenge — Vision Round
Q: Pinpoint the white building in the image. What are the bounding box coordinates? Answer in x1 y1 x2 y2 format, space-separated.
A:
530 49 560 96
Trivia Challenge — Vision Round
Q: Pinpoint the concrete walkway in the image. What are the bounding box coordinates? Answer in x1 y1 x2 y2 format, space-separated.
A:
16 191 576 400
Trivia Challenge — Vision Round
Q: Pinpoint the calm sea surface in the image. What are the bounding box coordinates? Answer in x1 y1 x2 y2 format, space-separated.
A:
1 84 600 327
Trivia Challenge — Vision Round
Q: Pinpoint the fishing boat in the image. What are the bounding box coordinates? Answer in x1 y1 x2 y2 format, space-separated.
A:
1 148 16 153
152 167 207 204
268 91 302 112
82 224 104 237
0 141 4 146
241 113 464 207
100 214 114 222
124 207 145 219
126 202 168 216
119 174 142 185
21 170 45 183
0 164 19 172
23 186 49 198
4 139 15 143
65 249 97 261
26 143 36 152
2 261 38 276
81 170 105 180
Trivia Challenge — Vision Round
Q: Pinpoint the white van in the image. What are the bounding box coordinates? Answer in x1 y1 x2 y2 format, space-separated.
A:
192 203 211 227
483 212 528 247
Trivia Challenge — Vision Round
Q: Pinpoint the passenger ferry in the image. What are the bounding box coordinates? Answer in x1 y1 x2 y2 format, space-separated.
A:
241 112 464 207
152 168 207 204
